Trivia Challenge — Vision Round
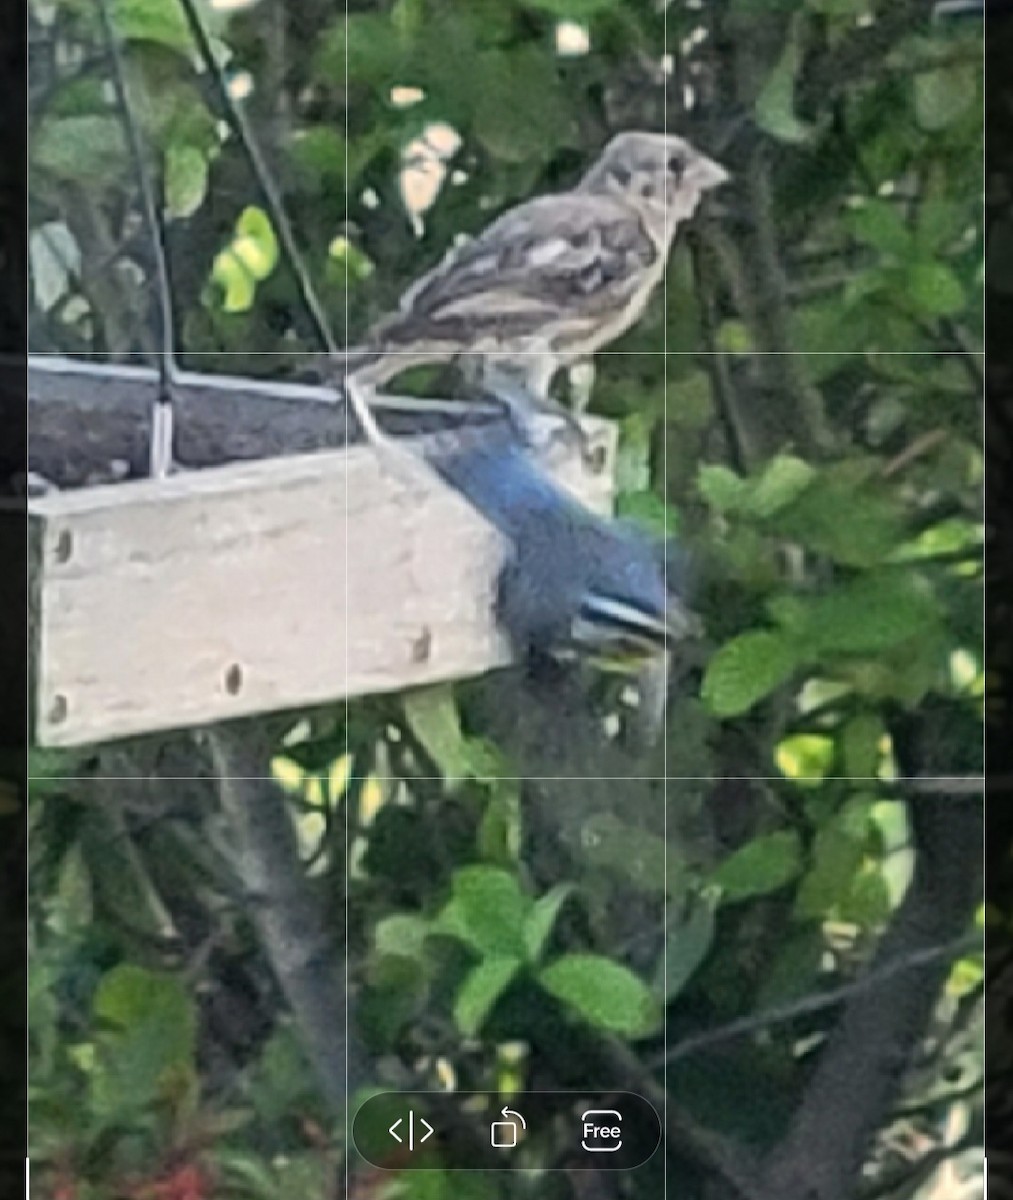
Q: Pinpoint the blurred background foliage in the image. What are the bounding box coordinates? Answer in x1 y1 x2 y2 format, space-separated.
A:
29 0 986 1198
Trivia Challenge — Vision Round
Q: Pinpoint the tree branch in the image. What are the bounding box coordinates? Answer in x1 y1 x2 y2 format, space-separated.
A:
757 790 982 1200
204 722 365 1114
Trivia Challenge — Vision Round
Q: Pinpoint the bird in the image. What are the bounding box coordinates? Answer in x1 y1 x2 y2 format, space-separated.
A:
330 131 729 446
424 405 696 743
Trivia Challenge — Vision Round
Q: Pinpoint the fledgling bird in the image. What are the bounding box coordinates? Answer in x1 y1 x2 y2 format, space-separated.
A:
333 131 729 444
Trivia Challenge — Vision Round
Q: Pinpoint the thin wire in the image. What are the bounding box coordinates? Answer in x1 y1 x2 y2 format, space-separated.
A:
25 774 986 783
174 0 339 358
28 348 981 358
343 0 351 1185
662 6 670 1196
94 0 175 478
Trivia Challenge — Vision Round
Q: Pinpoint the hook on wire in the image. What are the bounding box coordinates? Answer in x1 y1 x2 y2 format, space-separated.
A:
95 0 176 479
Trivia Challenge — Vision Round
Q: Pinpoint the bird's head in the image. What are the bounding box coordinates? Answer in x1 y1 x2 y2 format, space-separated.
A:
579 131 729 229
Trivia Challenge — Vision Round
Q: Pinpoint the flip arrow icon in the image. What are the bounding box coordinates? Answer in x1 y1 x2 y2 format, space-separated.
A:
501 1107 526 1129
389 1111 435 1150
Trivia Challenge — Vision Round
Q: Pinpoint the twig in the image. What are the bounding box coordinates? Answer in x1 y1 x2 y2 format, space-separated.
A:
688 229 754 473
656 933 978 1068
881 429 948 478
739 142 834 455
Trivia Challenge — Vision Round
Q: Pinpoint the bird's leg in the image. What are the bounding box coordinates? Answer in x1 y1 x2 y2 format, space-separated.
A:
568 359 596 417
343 376 390 449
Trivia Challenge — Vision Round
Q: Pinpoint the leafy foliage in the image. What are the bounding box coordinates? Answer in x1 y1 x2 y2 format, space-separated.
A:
28 0 983 1197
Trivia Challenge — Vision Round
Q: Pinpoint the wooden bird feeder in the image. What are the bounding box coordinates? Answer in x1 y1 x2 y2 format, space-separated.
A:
22 356 617 749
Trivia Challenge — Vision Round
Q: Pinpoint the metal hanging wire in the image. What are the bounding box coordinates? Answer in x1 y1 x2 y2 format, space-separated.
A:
97 0 382 461
95 0 177 478
174 0 342 360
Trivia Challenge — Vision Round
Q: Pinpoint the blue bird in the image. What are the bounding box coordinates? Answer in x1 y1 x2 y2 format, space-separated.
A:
425 404 695 742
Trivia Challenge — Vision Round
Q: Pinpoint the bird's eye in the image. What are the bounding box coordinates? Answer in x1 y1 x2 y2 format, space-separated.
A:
667 154 685 178
611 165 632 186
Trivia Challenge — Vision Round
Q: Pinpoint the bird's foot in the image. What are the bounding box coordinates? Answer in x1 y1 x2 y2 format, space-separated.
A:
344 378 391 449
568 360 595 417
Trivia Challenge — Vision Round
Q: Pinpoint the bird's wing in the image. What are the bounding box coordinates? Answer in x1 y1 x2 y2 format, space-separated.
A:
392 194 658 334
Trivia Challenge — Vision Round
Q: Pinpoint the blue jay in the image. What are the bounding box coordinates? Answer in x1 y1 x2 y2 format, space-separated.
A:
425 402 695 743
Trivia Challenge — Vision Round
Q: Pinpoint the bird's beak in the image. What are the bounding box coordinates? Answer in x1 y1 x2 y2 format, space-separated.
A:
665 598 703 641
687 155 731 192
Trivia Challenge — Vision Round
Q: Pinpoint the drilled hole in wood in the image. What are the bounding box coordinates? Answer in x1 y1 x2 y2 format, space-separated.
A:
411 626 433 663
224 664 244 695
48 695 68 725
588 442 608 474
53 530 73 563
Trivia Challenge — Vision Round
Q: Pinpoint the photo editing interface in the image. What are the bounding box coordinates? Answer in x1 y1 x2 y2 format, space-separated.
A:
25 1 986 1198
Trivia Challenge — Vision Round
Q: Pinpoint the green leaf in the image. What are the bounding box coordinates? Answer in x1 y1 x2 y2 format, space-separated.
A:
750 455 817 518
805 0 870 13
477 784 523 865
34 115 126 184
712 831 803 902
716 319 753 353
795 824 866 919
317 13 407 86
905 261 967 317
472 48 574 163
755 21 813 145
771 468 905 566
775 734 835 785
233 206 278 281
698 463 749 513
454 957 522 1037
581 812 668 893
165 143 208 219
92 966 196 1116
94 965 194 1055
775 571 941 658
402 685 473 788
914 63 978 131
520 0 619 16
840 712 886 778
523 883 574 964
210 248 256 313
375 914 430 961
30 222 80 312
656 892 718 1002
756 928 826 1008
840 864 892 927
52 843 93 934
538 954 659 1037
108 0 201 50
847 199 913 259
436 866 531 959
701 631 798 717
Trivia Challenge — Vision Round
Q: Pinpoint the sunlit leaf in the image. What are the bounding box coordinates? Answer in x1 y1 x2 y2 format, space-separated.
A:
701 631 798 717
455 957 522 1036
436 866 531 959
523 883 574 964
755 20 813 145
776 734 835 785
538 954 659 1037
165 143 208 218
